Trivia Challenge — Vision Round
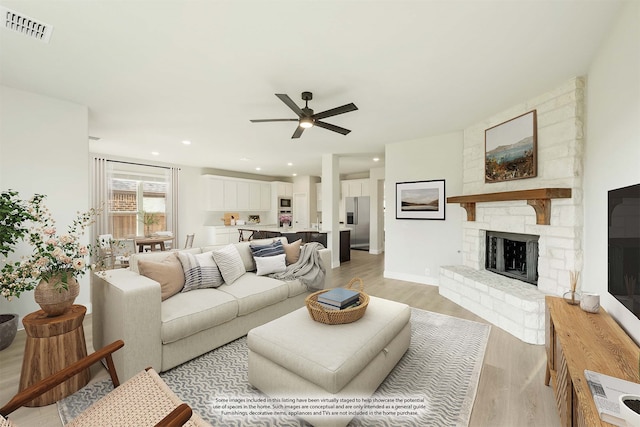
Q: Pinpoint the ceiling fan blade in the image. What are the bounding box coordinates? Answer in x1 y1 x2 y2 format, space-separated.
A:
250 119 298 123
312 103 358 120
276 94 304 117
291 126 305 139
315 121 351 135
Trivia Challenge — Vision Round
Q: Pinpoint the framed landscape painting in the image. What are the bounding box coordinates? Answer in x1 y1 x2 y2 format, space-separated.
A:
396 180 445 220
485 110 537 183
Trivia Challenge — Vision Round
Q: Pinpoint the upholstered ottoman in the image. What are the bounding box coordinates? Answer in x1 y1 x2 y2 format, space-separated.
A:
247 296 411 427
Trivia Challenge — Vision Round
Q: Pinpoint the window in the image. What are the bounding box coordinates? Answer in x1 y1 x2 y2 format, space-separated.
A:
107 163 172 239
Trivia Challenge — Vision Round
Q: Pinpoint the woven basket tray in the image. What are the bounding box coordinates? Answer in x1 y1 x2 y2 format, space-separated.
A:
305 277 369 325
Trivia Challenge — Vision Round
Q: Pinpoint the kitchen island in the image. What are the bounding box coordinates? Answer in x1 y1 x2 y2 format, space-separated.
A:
237 226 351 262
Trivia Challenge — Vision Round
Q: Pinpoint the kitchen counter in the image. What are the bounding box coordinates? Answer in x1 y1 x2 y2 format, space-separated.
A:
236 226 351 263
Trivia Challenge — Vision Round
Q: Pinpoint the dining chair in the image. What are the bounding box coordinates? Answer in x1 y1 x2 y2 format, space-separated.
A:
98 234 114 269
154 231 174 250
184 234 195 249
111 239 136 268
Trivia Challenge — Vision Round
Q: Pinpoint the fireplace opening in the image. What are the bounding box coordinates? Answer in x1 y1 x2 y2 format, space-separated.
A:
486 231 539 285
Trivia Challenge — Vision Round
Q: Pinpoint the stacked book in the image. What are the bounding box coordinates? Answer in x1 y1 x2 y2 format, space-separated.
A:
317 288 360 310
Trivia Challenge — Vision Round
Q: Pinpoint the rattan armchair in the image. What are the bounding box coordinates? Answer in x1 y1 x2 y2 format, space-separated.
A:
1 340 210 427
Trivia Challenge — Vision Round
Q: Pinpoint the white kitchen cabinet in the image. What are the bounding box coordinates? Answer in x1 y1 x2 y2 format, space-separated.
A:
342 179 370 198
236 181 250 211
260 183 271 210
249 183 261 210
208 226 240 245
223 181 237 210
275 182 293 197
249 182 271 211
204 175 273 212
204 177 225 211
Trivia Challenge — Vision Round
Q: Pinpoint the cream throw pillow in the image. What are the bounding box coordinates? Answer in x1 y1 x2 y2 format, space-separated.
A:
255 253 287 276
283 239 302 265
211 244 245 284
137 253 185 300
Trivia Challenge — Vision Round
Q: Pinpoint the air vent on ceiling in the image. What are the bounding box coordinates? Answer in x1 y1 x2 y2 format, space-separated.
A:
1 6 53 43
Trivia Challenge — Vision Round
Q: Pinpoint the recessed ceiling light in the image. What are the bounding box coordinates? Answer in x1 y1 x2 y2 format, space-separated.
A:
255 167 261 171
151 151 159 156
240 157 251 162
287 162 293 166
292 173 297 177
182 140 191 145
373 157 380 162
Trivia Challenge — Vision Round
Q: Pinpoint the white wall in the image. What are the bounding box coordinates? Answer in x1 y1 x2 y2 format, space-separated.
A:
0 86 89 324
385 132 464 284
369 167 385 254
584 1 640 344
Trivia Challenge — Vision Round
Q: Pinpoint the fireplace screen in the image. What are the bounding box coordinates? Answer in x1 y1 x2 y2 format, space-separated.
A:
486 231 539 285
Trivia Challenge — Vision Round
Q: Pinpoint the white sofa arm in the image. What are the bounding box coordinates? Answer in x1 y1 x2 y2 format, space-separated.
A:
318 248 334 289
91 269 162 381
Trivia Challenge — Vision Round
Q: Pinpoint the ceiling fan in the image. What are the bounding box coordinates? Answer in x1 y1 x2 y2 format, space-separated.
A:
250 92 358 139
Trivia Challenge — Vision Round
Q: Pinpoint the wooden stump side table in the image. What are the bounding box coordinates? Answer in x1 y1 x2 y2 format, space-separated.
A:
19 304 90 406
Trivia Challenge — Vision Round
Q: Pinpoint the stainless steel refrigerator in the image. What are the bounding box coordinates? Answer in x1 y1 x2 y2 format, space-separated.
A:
345 196 370 251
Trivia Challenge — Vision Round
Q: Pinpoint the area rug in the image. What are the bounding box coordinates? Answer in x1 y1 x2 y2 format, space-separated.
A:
58 308 491 426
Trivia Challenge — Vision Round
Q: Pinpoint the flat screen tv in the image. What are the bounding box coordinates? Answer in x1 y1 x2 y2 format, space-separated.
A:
608 183 640 320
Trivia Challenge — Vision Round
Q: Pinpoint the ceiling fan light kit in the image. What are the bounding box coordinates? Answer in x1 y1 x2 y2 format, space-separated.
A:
250 92 358 139
299 117 314 128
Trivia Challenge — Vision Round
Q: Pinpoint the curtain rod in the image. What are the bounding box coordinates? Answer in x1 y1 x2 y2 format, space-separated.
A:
105 159 180 170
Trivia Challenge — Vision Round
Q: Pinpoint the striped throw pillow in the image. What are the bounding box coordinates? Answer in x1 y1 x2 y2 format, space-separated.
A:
250 240 285 258
177 251 224 292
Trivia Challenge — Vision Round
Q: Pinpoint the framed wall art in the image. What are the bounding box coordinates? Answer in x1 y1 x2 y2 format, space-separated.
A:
485 110 537 183
396 179 445 220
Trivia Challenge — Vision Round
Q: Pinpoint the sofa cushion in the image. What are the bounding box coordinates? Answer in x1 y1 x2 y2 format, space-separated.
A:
234 241 257 272
250 240 285 258
216 273 289 316
137 254 185 301
283 239 302 265
161 288 239 344
177 251 224 292
211 244 245 284
284 278 308 298
129 247 202 273
255 253 286 276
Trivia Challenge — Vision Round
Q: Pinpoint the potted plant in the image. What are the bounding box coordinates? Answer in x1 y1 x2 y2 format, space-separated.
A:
0 190 99 317
0 190 40 349
139 211 160 237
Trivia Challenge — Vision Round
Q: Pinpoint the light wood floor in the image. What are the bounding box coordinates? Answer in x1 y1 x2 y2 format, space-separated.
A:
0 250 561 426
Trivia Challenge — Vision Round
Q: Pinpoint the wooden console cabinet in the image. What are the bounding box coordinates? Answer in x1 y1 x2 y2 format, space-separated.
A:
545 296 640 426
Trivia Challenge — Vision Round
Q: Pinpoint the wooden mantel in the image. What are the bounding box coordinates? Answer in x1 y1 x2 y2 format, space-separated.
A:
447 188 572 225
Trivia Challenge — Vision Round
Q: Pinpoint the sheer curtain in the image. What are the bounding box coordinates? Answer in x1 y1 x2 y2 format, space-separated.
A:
168 166 180 244
90 156 112 239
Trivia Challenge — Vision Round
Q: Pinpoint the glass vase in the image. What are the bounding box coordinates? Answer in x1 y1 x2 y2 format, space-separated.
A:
563 290 581 305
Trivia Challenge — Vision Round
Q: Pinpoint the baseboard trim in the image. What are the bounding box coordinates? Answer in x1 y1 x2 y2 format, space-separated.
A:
384 271 438 286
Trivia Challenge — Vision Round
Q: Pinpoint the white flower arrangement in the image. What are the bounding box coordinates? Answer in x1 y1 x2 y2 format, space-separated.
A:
0 192 99 300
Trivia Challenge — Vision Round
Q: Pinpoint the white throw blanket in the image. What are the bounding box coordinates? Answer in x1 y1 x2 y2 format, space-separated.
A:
270 242 326 290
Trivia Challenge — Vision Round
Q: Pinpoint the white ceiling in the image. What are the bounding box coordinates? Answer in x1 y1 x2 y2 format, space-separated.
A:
0 0 623 178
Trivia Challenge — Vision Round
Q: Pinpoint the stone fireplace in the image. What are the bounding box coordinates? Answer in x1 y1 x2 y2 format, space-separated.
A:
438 77 585 345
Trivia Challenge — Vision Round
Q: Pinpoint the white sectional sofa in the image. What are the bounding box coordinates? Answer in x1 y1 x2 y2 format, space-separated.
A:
91 237 333 381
